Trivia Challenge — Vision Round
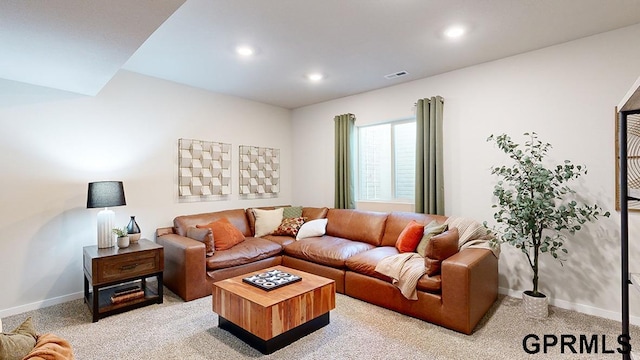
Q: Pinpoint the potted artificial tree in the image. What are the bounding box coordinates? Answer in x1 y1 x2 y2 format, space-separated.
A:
486 132 609 318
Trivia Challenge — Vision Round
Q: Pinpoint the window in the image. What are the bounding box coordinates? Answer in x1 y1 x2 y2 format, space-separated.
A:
358 119 416 202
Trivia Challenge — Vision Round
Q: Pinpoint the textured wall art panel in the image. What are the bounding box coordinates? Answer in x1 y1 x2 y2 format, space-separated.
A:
239 145 280 198
178 138 231 201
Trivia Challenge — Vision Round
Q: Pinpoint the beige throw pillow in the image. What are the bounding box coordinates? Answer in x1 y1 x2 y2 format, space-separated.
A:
253 208 284 237
416 221 448 257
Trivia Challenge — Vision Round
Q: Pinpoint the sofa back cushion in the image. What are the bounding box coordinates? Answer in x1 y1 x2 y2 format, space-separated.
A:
302 207 329 220
380 211 448 247
325 209 388 246
174 209 251 237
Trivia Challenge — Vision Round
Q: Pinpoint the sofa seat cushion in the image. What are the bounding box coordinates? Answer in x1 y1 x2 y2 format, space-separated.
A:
261 234 296 247
345 246 398 282
205 237 282 270
345 246 441 293
283 235 375 268
416 274 442 293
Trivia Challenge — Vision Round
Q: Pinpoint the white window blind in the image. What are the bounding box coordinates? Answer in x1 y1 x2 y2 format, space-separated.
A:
358 120 416 202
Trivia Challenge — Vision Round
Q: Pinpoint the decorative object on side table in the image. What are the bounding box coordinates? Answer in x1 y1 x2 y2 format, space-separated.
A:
486 132 610 318
112 227 129 248
87 181 126 248
110 285 144 304
127 216 141 244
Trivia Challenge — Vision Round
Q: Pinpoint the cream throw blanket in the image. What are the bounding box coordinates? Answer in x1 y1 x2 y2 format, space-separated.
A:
375 217 500 300
444 217 500 258
374 252 425 300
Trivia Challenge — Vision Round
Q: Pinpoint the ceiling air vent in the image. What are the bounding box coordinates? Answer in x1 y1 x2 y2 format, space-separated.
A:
384 71 408 80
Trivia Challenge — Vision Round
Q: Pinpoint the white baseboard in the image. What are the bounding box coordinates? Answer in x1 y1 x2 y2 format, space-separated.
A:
499 287 640 326
0 292 84 319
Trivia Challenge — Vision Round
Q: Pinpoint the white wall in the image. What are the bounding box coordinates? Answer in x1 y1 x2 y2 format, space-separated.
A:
292 24 640 322
0 71 292 316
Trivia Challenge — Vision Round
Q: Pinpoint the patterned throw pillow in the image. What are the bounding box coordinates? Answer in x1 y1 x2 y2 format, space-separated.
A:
282 206 303 219
272 217 307 237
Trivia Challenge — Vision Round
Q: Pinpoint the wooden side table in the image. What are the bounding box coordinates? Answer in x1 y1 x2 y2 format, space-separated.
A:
83 239 164 322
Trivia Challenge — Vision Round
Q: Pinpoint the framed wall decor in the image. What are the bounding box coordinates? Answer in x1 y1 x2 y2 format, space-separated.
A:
239 145 280 198
178 138 231 201
615 108 640 211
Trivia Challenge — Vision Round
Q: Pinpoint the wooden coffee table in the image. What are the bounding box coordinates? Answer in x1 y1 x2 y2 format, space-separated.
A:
212 266 335 354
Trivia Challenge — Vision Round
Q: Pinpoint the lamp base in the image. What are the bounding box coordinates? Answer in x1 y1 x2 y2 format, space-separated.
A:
97 208 115 248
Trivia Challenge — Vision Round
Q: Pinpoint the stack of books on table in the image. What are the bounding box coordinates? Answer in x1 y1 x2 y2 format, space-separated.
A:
110 286 144 304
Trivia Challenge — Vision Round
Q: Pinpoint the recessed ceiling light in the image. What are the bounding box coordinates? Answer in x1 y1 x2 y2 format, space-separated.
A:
444 25 465 39
236 45 255 57
307 73 324 82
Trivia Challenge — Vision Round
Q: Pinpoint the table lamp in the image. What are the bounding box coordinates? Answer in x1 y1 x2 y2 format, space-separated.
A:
87 181 126 248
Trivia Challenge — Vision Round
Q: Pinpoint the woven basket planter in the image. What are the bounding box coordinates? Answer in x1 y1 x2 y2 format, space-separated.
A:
522 291 548 318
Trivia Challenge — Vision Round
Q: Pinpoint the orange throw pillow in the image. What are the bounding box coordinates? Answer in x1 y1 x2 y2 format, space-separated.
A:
395 220 425 253
197 218 245 251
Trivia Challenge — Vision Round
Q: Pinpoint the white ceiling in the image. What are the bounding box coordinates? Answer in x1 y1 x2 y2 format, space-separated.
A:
0 0 185 96
4 1 640 108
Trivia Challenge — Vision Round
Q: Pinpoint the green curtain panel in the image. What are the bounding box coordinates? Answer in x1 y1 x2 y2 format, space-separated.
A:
415 96 445 215
334 113 356 209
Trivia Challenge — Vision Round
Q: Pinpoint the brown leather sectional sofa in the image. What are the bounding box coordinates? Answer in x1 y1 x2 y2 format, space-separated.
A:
156 206 498 334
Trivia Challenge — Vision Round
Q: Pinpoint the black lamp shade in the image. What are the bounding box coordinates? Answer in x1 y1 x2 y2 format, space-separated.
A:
87 181 126 208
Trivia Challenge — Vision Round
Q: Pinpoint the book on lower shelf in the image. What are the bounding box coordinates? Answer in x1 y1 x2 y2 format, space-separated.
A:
110 290 145 304
113 285 141 297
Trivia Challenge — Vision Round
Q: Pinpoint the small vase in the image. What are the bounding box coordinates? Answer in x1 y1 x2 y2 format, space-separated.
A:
522 290 548 318
127 216 141 244
117 236 130 248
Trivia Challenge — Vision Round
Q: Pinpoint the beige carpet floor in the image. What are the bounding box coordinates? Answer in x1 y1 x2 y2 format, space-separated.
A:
2 289 637 359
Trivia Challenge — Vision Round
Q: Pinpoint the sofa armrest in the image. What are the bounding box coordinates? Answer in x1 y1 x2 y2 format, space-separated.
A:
156 226 174 237
157 233 207 301
440 248 498 334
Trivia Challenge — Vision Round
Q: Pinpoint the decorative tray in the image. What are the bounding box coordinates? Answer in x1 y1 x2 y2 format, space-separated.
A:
242 269 302 291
